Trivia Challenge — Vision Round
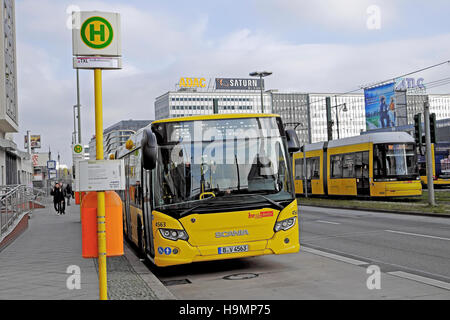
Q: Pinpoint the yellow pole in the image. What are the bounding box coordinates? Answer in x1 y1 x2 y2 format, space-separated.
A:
94 68 107 300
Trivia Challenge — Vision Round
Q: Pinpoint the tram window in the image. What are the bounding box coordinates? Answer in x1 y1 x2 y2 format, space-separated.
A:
331 155 343 178
419 163 426 176
362 152 369 178
355 153 362 166
342 154 355 178
295 158 303 179
307 157 320 179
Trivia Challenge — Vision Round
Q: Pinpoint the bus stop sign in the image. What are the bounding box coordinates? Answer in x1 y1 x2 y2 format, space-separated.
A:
72 11 121 57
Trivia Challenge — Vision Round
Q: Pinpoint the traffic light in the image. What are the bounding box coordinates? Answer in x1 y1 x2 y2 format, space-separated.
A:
414 113 422 148
429 113 437 144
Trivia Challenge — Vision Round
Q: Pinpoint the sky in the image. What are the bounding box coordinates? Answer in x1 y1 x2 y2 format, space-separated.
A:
13 0 450 165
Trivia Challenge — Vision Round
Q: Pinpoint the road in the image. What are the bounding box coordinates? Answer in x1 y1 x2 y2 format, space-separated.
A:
149 206 450 299
300 206 450 281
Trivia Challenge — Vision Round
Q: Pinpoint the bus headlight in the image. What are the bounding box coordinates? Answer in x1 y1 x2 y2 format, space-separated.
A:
159 228 189 241
274 217 296 232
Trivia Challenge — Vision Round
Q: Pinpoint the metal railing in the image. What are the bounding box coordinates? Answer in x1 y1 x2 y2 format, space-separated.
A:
0 185 39 238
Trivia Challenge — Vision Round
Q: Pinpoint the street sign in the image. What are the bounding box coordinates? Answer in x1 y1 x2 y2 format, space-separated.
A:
49 169 57 180
72 11 121 57
79 160 125 191
47 160 56 170
73 144 83 154
73 56 122 69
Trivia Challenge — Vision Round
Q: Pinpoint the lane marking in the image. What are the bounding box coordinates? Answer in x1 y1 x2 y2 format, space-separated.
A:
388 271 450 291
315 220 341 225
301 246 368 266
384 230 450 242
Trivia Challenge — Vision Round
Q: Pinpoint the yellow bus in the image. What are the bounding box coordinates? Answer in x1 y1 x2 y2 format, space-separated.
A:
293 132 422 197
117 114 301 267
418 142 450 188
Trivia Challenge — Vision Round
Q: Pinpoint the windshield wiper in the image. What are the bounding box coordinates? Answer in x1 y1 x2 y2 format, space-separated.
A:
232 193 284 210
178 196 221 218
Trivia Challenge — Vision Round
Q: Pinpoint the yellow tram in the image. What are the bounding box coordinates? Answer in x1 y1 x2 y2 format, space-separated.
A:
293 132 422 197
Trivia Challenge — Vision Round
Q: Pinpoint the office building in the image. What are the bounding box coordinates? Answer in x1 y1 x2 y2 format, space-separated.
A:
89 120 153 159
0 1 31 186
155 90 272 120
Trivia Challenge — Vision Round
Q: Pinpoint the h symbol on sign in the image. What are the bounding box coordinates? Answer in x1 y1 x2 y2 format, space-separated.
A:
89 23 105 42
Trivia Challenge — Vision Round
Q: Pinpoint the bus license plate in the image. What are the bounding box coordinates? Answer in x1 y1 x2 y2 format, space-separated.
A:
218 245 249 254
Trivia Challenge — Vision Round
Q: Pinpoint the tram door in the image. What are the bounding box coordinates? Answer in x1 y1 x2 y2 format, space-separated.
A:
356 151 370 196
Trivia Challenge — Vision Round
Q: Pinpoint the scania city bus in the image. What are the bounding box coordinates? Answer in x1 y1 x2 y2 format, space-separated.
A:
116 114 301 267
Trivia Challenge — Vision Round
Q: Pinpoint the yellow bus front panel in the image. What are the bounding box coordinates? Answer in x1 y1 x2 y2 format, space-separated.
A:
151 200 299 267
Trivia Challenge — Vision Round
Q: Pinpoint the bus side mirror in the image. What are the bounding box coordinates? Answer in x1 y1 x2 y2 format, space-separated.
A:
286 129 301 153
141 129 157 170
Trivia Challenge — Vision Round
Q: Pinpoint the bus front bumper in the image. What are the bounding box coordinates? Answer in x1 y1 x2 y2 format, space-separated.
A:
153 227 299 267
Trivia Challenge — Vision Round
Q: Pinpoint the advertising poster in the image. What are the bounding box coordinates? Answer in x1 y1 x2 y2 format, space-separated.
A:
364 82 405 130
24 135 42 149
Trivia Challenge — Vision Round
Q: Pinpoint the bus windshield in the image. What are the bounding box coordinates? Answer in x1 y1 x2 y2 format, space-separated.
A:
373 143 417 179
152 117 294 213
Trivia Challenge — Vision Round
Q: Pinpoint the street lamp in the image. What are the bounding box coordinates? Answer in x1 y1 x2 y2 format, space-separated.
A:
249 71 272 113
332 98 348 139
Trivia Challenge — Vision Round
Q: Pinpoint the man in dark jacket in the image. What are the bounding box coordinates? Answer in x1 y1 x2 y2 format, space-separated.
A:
50 183 65 215
65 183 73 206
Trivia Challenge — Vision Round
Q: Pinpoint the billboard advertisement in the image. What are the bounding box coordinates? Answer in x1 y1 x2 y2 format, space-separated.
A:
364 83 407 130
31 153 49 167
215 78 263 90
25 135 41 149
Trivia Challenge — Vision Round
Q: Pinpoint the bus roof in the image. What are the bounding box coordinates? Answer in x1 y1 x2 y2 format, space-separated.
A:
152 113 280 124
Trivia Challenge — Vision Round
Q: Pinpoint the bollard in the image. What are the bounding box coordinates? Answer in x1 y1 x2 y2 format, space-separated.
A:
81 191 124 258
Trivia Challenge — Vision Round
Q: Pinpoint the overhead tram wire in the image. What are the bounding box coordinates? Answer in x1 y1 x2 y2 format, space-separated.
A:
283 59 450 126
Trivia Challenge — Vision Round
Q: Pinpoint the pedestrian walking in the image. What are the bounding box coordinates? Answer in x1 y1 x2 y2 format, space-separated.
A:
59 183 66 214
65 183 73 206
50 183 65 215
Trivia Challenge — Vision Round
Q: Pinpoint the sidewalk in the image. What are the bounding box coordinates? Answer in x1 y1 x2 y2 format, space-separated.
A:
0 198 174 300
